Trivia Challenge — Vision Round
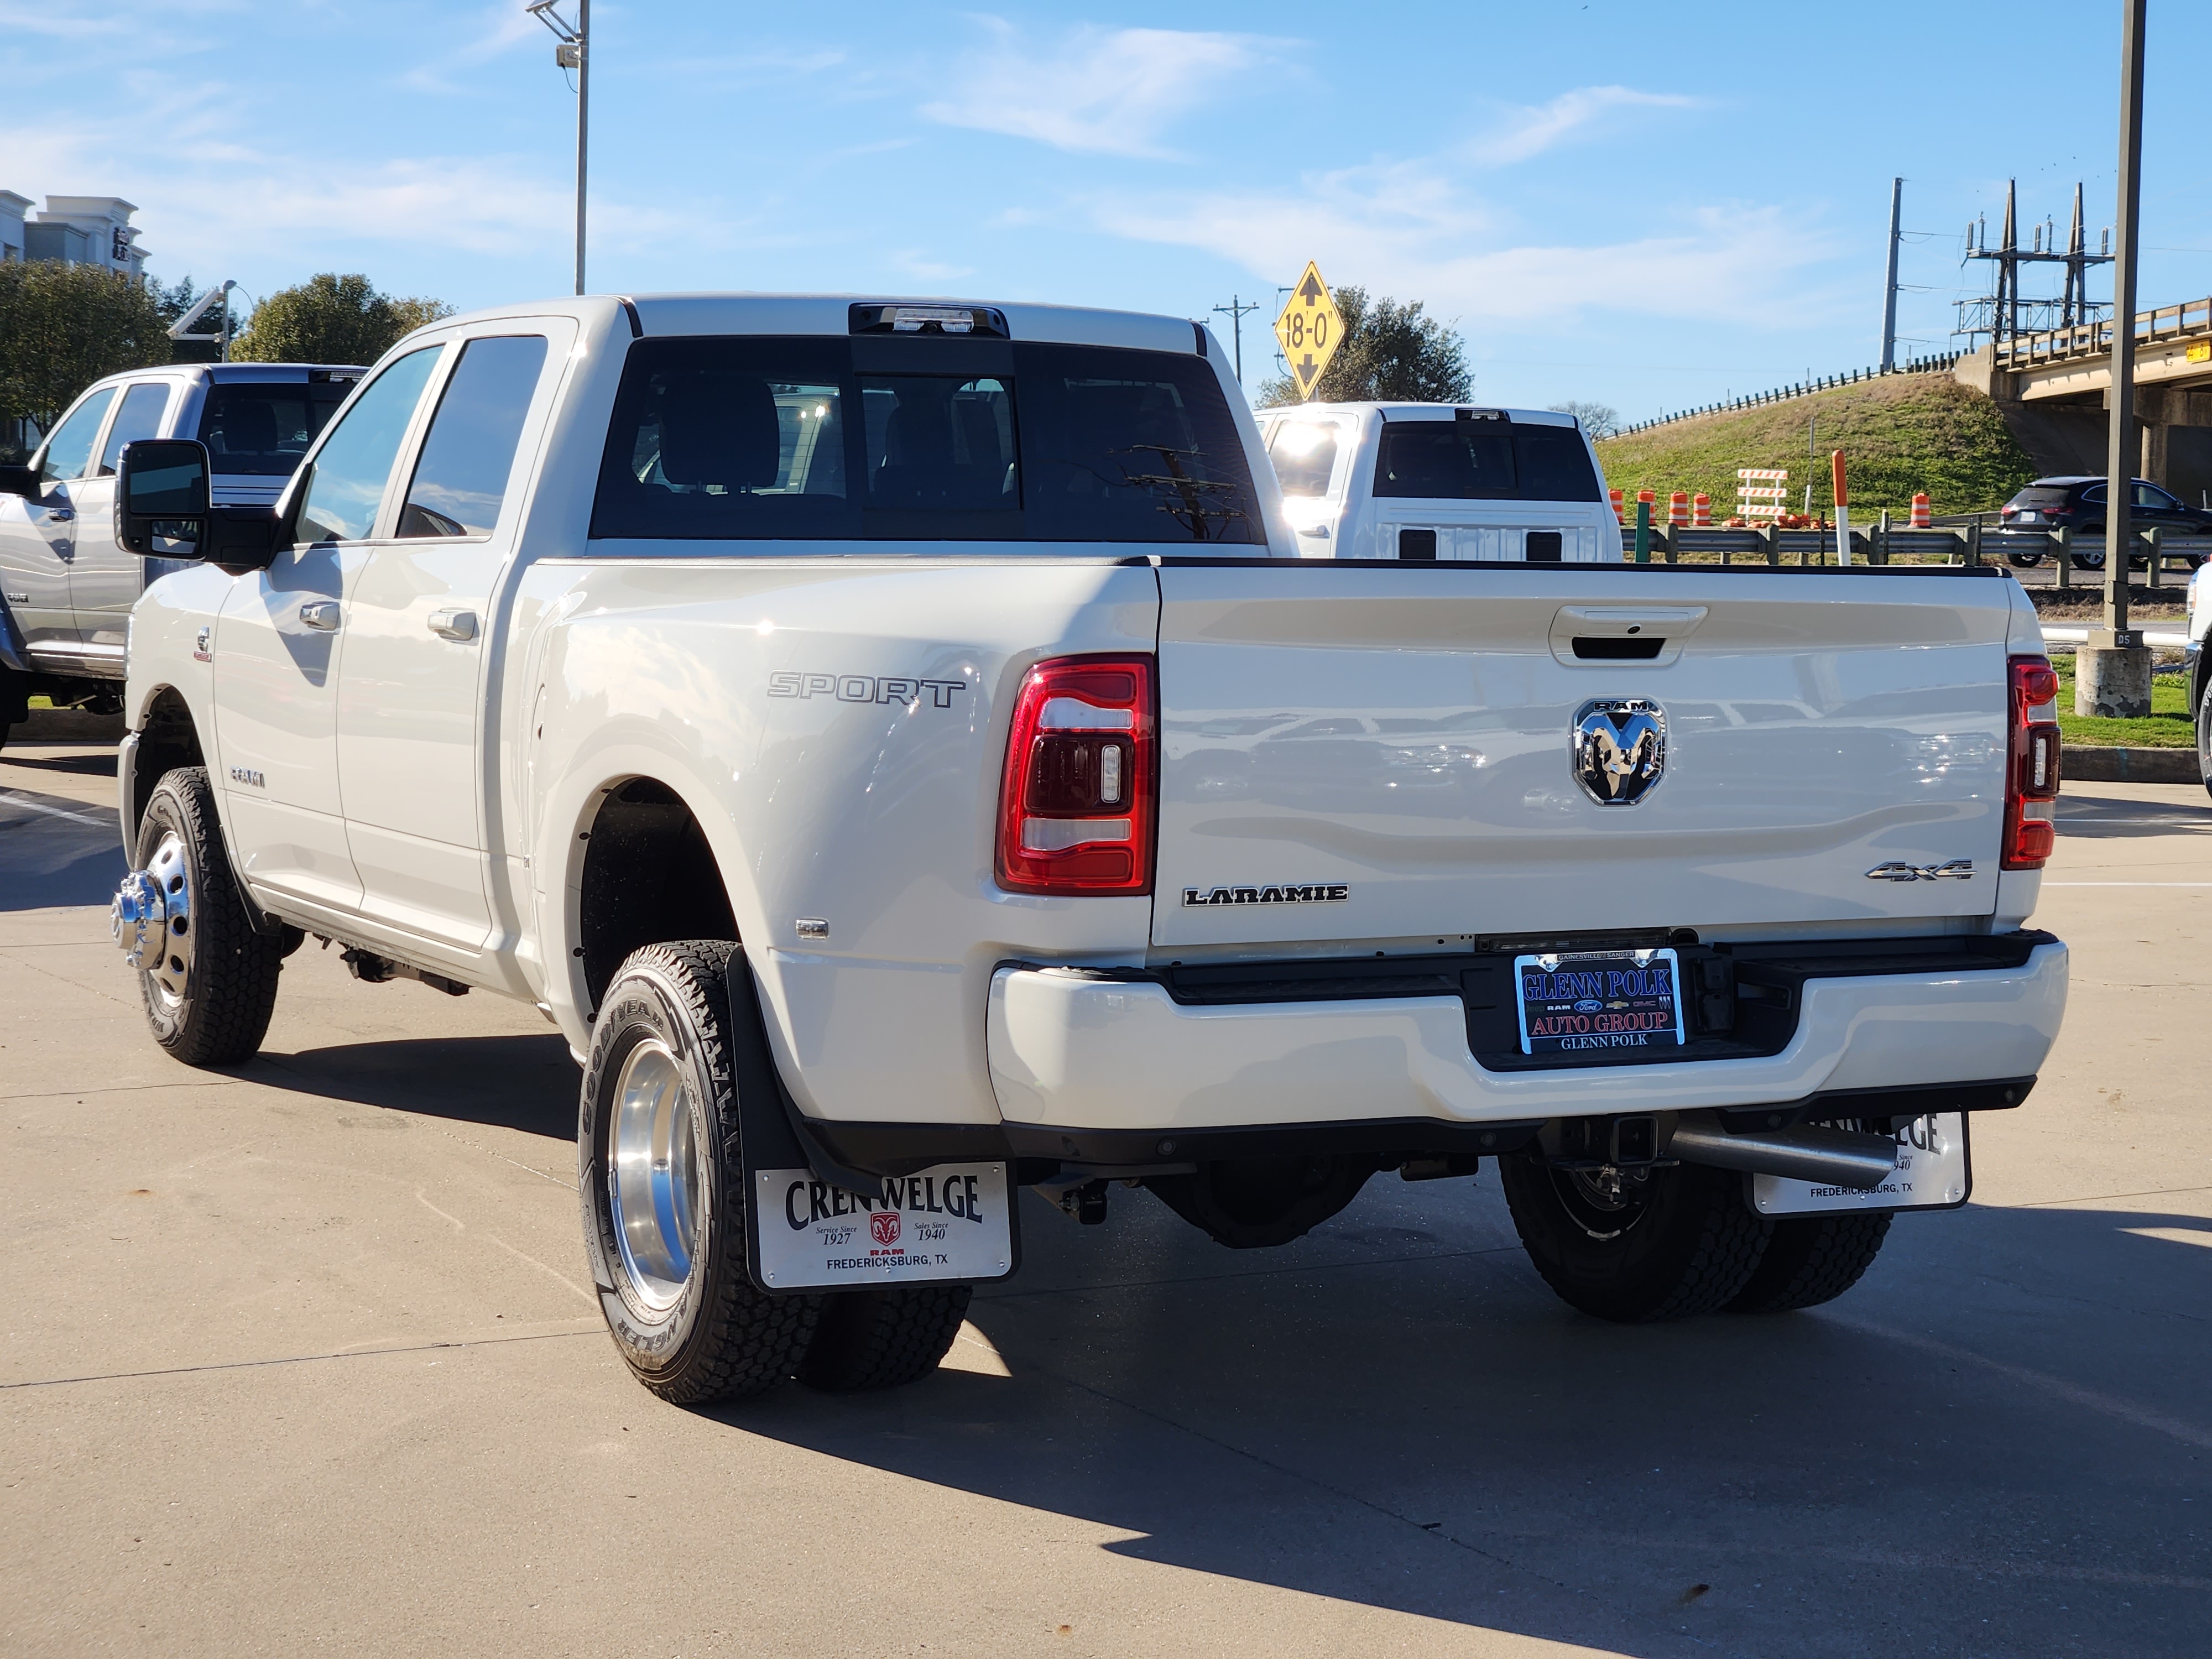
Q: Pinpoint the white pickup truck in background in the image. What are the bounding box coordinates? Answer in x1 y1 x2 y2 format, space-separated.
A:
102 294 2067 1407
1255 401 1620 562
0 362 361 744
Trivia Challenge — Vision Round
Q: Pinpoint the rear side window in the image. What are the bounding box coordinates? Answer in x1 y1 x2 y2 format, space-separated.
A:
197 383 348 476
399 335 550 538
590 337 1259 543
1265 420 1340 498
1373 420 1600 503
98 383 172 475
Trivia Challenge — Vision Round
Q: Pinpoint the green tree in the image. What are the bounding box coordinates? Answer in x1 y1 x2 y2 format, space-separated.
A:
230 273 453 366
1257 285 1472 408
0 260 173 450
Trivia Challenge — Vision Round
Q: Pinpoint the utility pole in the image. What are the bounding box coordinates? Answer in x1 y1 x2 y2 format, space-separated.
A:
2081 0 2151 718
1880 178 1903 372
1212 296 1261 387
529 0 590 295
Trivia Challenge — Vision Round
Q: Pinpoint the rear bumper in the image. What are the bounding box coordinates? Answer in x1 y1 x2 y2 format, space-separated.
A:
983 940 2068 1134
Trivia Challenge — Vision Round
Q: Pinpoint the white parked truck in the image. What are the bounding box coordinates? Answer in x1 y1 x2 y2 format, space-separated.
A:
1253 400 1620 562
0 362 362 743
104 295 2069 1402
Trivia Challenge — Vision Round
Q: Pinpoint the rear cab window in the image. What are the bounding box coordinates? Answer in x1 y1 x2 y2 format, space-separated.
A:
199 377 357 476
589 336 1261 544
1374 419 1600 502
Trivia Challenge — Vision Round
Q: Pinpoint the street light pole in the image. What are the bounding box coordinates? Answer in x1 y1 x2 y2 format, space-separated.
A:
528 0 591 295
2080 0 2151 718
575 0 589 296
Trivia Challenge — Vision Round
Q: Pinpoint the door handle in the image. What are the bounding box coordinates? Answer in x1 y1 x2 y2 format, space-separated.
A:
40 508 74 523
298 601 340 630
428 608 478 641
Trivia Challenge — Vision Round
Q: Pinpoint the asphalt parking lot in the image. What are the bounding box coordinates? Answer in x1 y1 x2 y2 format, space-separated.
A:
3 738 2208 1658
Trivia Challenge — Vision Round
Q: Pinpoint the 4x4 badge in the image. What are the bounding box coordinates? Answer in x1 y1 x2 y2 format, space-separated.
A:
1865 860 1974 881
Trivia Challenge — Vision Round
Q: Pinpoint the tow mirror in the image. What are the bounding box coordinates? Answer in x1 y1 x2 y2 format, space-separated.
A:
118 439 209 551
117 439 279 572
0 464 38 499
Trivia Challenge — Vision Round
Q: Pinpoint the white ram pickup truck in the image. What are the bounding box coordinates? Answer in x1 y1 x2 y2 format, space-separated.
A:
1254 400 1621 562
105 294 2069 1404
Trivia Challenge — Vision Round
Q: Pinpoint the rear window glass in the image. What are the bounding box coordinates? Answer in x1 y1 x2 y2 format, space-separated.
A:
1266 420 1340 497
1373 420 1599 502
2012 487 2074 507
197 383 349 476
590 337 1260 543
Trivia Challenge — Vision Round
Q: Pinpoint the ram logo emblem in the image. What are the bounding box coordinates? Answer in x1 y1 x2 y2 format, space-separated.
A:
1572 698 1667 806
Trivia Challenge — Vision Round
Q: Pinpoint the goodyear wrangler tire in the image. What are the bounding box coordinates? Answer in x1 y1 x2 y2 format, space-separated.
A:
578 941 821 1404
129 768 284 1066
1726 1211 1893 1314
1500 1154 1772 1323
796 1284 973 1392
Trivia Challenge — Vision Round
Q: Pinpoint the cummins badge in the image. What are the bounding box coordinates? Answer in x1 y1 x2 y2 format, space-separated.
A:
1572 698 1667 806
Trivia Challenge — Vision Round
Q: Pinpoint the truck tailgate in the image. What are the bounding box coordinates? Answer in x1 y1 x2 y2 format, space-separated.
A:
1152 564 2018 948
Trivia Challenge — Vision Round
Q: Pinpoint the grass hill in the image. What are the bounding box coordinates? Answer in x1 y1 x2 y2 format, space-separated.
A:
1594 373 2038 519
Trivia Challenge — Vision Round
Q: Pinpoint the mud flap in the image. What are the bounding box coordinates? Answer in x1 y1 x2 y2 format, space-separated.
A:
724 946 1020 1295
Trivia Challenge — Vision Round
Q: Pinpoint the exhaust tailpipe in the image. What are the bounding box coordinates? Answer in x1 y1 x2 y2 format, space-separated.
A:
1666 1121 1898 1191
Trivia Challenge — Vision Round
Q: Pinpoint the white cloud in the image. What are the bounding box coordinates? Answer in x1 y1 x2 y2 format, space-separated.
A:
920 19 1284 160
401 2 546 94
1469 85 1695 166
1 77 686 289
1093 158 1840 331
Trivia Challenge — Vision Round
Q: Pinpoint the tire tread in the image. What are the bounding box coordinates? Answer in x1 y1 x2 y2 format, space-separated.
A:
1728 1211 1892 1314
797 1284 973 1392
582 941 820 1405
141 768 283 1067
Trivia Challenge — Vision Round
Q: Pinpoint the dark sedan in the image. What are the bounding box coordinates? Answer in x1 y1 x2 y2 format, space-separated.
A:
1999 475 2212 568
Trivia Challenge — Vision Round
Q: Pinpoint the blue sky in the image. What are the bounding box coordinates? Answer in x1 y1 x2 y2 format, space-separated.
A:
8 0 2211 419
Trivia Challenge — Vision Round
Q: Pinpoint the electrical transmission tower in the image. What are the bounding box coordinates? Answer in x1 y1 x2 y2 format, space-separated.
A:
1955 180 2112 348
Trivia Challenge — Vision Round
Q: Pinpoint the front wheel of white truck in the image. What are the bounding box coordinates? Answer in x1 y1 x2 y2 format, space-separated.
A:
116 768 285 1067
578 942 822 1404
1499 1153 1772 1322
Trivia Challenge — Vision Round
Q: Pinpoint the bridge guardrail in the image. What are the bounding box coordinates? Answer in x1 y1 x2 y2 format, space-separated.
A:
1611 522 2209 581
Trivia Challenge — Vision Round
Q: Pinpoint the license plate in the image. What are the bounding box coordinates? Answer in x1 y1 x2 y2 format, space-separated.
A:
1515 947 1685 1058
1751 1113 1971 1215
753 1162 1015 1289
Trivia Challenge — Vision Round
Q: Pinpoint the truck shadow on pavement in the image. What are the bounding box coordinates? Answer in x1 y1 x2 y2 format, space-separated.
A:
0 785 124 909
2056 790 2212 838
706 1181 2211 1657
255 1034 578 1139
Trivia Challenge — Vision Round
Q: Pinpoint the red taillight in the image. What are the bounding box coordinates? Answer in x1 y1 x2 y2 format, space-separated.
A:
995 655 1155 895
2004 654 2061 870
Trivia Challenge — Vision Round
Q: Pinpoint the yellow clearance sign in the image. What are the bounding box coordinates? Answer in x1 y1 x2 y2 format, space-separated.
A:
1274 262 1344 401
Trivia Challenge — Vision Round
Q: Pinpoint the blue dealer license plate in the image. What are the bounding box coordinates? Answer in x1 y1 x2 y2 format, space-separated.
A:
1514 947 1686 1058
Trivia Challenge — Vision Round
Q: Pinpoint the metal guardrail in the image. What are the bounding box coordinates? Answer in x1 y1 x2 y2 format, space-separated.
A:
1613 522 2210 582
1616 356 1963 439
1993 295 2212 371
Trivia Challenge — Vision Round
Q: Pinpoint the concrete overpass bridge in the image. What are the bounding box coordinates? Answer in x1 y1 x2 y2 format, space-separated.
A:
1958 296 2212 503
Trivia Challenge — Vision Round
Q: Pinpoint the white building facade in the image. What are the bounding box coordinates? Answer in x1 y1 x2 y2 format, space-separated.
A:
0 194 148 276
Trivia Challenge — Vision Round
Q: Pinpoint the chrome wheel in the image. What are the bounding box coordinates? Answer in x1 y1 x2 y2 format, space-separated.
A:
607 1039 701 1312
131 830 194 1010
